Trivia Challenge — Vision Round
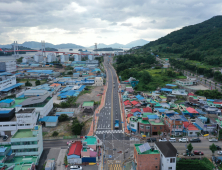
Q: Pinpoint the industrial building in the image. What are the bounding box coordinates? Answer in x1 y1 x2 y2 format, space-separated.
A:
0 61 17 73
47 53 57 62
60 54 70 62
34 53 44 62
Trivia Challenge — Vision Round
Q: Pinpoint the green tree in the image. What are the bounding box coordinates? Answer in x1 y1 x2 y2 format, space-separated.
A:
196 132 201 138
71 118 84 135
35 80 41 86
187 143 193 156
67 71 73 75
52 131 59 137
58 114 69 122
25 81 32 86
219 129 222 140
209 143 217 156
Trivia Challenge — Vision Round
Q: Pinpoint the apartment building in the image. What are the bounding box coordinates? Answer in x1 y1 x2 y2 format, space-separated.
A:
11 125 43 159
164 115 184 136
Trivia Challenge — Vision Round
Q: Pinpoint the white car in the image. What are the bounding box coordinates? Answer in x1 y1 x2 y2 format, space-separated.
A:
209 138 218 142
218 151 222 155
169 138 176 142
179 138 189 142
70 166 82 170
159 138 167 142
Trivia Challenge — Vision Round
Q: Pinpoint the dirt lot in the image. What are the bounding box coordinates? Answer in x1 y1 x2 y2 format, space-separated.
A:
81 118 93 136
42 120 73 137
76 86 103 105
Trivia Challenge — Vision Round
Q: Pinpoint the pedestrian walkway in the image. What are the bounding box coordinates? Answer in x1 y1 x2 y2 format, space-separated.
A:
107 160 122 170
95 130 123 134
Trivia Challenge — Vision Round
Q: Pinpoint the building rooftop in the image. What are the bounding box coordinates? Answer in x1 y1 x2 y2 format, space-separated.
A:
150 121 164 125
137 118 150 124
12 129 34 138
20 95 50 106
39 116 58 122
83 136 97 145
135 144 159 155
17 109 35 114
0 99 14 104
155 142 177 157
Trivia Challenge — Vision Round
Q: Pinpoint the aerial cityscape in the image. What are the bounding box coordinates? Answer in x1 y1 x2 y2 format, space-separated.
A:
0 1 222 170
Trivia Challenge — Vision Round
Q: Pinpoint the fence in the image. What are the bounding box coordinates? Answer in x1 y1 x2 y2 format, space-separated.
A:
43 135 82 140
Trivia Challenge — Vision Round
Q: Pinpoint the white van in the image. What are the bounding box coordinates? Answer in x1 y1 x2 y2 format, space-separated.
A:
169 138 176 142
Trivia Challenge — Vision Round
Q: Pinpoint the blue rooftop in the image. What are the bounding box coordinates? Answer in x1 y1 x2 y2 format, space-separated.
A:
39 116 58 122
0 110 11 114
0 147 7 153
0 99 14 104
147 115 159 119
0 72 12 76
160 88 172 92
166 84 177 87
1 83 24 92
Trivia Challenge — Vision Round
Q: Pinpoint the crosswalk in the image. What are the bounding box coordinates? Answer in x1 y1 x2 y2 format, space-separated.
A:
107 160 122 170
95 130 123 134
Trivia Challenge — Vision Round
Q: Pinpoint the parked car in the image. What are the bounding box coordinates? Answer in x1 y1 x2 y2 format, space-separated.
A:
159 138 167 142
209 138 218 142
147 138 156 142
179 138 189 142
212 156 221 164
218 151 222 155
189 138 201 142
169 138 176 142
3 135 9 141
193 150 204 155
216 145 221 150
70 165 82 170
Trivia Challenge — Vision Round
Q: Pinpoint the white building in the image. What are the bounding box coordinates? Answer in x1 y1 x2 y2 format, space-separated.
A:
88 55 93 60
34 53 44 62
19 95 53 118
74 55 81 61
47 53 56 62
0 108 39 136
171 89 188 96
154 142 177 170
94 77 103 86
0 61 16 73
60 54 70 62
11 125 43 159
0 74 16 91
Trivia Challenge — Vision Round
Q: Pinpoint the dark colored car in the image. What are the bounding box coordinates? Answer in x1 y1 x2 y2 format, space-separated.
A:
212 156 221 164
216 145 221 150
3 135 9 141
147 138 156 142
189 138 201 142
193 150 204 155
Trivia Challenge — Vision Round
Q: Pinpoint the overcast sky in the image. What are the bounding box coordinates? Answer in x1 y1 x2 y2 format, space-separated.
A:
0 0 221 46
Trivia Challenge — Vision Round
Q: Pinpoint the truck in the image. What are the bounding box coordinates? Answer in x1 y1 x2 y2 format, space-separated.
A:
115 119 119 129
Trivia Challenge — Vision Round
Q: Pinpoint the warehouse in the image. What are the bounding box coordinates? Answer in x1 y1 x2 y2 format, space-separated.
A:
39 116 58 127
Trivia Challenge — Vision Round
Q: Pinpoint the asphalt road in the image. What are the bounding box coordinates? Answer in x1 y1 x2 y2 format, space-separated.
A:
96 56 123 141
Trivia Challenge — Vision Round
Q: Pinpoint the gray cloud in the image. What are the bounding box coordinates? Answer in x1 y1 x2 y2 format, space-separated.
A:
121 23 132 26
0 0 221 45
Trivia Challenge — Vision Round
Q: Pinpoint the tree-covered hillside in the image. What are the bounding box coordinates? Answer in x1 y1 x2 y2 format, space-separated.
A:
139 16 222 66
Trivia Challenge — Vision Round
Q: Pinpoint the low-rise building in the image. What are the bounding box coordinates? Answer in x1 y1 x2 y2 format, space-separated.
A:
134 143 160 170
11 125 43 159
39 116 58 127
183 122 200 137
154 142 177 170
94 77 103 86
164 114 184 136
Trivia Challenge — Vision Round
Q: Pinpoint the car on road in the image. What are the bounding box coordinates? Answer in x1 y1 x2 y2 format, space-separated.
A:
169 138 176 142
209 138 218 142
70 165 82 170
159 138 167 142
216 145 221 150
3 135 9 141
189 138 201 143
193 150 204 155
179 138 189 142
147 138 156 142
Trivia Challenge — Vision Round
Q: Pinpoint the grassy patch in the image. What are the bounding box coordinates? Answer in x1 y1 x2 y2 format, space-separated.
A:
176 76 187 79
42 132 48 136
175 100 185 104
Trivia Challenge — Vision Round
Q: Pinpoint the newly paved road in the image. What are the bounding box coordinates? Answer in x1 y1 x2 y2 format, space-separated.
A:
95 56 123 140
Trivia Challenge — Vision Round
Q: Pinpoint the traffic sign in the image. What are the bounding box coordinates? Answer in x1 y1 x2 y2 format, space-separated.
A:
109 155 112 158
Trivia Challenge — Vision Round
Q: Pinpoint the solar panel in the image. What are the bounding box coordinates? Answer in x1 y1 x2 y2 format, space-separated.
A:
138 142 151 153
